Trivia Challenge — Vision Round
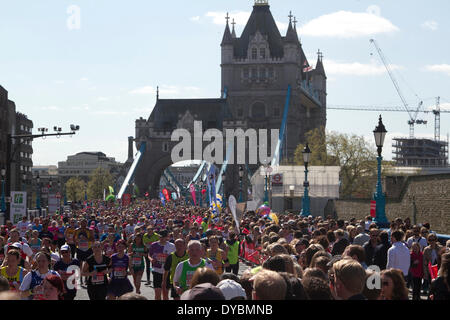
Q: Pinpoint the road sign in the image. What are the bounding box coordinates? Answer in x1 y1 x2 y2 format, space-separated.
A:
370 200 376 218
272 173 283 186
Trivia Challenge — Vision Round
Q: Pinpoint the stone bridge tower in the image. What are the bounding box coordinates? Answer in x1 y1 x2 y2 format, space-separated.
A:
134 0 326 200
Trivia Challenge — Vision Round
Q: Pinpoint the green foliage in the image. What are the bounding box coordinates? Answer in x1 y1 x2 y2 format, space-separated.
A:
87 167 113 200
294 126 380 198
65 177 86 202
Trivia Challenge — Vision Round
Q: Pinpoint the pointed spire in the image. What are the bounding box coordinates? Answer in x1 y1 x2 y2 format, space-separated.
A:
231 18 236 38
285 11 298 43
156 86 159 100
221 12 233 46
315 49 326 76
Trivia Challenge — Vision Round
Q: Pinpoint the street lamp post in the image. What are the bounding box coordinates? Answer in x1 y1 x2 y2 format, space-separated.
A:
222 172 227 208
58 181 62 214
238 166 244 202
22 174 27 213
4 124 79 222
301 143 311 217
1 168 6 214
373 115 389 227
36 174 41 216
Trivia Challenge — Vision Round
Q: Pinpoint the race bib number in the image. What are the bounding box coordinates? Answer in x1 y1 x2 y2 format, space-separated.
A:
155 253 167 265
186 271 195 287
92 272 105 284
33 285 45 300
113 267 126 279
79 240 88 250
132 256 142 266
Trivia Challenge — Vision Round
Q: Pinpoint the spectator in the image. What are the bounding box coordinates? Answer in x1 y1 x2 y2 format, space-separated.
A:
380 269 409 300
189 267 220 289
353 226 370 247
409 242 424 300
329 258 367 300
430 252 450 300
331 229 349 256
0 275 9 292
386 230 410 278
251 269 287 300
304 244 324 268
302 276 333 300
42 274 65 300
406 225 428 250
363 228 379 267
180 282 225 300
423 233 443 295
216 279 246 300
262 254 296 276
362 269 381 300
373 231 390 270
302 267 328 282
278 272 308 300
343 245 367 269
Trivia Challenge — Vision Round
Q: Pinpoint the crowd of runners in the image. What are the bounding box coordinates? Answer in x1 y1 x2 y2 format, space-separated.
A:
0 197 449 300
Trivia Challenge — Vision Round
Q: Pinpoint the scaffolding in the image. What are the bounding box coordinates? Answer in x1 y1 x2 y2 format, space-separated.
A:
392 138 449 167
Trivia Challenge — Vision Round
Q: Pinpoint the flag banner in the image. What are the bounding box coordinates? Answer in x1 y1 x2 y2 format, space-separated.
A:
162 188 170 202
303 66 313 72
228 195 239 231
159 192 166 207
236 202 246 230
189 184 196 206
122 194 131 206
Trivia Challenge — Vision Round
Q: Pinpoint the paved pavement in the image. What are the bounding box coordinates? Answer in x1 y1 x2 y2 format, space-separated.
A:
74 262 251 300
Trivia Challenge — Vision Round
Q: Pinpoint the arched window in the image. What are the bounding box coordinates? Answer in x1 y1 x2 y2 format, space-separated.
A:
260 48 266 59
251 48 257 60
252 102 266 119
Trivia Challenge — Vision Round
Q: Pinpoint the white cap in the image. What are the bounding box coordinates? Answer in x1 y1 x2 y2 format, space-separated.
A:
216 279 246 300
60 244 71 251
11 242 23 250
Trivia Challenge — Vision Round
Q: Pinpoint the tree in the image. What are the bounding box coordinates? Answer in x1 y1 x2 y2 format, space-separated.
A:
65 177 86 202
294 127 381 198
87 167 113 200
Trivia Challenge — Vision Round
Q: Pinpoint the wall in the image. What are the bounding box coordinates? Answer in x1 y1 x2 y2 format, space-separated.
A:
335 173 450 234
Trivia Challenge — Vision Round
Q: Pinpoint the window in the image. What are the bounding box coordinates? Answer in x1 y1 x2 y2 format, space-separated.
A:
243 68 249 78
252 102 266 119
273 107 280 117
162 142 169 153
251 48 257 60
260 48 266 59
268 67 274 78
251 68 257 80
260 68 267 80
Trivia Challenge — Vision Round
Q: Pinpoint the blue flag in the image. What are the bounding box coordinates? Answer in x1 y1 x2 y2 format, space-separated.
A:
159 192 166 207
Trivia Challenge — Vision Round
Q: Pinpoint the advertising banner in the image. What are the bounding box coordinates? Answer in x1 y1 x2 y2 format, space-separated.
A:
11 192 27 224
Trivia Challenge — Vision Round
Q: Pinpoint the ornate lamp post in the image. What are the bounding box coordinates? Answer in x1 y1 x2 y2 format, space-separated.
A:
1 168 6 213
36 174 41 215
238 166 244 202
222 172 227 208
373 115 389 227
301 144 311 217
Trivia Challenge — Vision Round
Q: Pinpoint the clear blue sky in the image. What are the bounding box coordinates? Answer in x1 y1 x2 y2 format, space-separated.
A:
1 0 449 165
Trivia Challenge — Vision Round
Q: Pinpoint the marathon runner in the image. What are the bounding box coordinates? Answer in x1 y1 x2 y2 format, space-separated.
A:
107 239 133 300
19 251 60 300
129 233 147 294
0 249 27 292
81 241 111 300
148 229 175 300
53 244 80 300
162 238 188 300
173 240 214 295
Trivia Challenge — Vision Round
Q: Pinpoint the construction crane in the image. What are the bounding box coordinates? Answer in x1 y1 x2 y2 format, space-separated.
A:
369 39 426 138
434 97 441 141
